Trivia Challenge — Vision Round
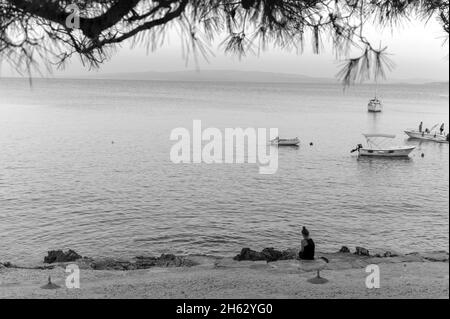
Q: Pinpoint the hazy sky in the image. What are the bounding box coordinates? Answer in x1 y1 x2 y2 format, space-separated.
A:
2 17 449 81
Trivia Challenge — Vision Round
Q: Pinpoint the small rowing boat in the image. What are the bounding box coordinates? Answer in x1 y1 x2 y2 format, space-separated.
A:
271 137 300 146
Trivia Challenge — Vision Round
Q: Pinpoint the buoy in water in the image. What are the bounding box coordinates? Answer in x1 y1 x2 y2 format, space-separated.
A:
309 142 314 146
421 153 425 158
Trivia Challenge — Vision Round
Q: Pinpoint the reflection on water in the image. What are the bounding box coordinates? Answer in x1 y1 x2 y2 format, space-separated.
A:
366 112 383 132
0 79 448 263
356 156 413 164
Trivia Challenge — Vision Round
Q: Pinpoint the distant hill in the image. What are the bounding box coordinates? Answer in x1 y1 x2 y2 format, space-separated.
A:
8 69 446 85
390 78 449 86
86 70 337 84
423 81 449 87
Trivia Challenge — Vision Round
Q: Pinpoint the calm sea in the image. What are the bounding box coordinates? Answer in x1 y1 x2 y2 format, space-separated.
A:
0 78 448 264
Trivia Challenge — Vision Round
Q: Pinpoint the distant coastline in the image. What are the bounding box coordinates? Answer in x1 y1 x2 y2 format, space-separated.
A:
2 70 448 86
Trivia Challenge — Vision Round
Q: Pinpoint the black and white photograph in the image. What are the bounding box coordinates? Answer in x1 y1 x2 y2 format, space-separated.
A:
0 0 449 305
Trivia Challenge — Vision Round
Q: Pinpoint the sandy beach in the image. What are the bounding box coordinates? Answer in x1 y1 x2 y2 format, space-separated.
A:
1 251 448 299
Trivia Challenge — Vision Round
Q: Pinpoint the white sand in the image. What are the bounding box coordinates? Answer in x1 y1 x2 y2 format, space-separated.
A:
1 256 448 299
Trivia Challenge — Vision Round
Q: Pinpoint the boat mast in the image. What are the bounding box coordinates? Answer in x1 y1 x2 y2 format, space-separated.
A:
375 78 378 100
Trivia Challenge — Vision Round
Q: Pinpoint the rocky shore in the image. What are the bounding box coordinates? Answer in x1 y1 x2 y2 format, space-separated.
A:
1 246 448 299
1 246 448 272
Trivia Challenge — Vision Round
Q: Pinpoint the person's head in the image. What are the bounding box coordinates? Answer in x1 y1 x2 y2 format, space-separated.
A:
301 226 310 239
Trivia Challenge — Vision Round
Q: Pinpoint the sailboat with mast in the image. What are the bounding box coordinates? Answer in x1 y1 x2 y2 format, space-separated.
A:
368 82 383 113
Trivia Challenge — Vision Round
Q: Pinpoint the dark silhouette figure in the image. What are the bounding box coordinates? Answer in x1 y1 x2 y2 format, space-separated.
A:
299 227 315 260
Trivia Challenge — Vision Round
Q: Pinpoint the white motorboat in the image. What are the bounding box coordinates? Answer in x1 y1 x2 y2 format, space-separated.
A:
368 98 383 113
405 124 449 143
351 134 416 158
405 130 449 143
271 137 300 146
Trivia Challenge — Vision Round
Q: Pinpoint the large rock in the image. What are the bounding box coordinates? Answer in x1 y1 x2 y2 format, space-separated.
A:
234 248 298 262
44 250 82 264
261 248 284 262
355 247 370 257
135 254 197 268
280 248 299 260
234 248 266 262
89 259 136 271
339 246 351 253
89 254 197 271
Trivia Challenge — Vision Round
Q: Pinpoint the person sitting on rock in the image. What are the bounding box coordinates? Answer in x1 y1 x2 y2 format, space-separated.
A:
299 226 315 260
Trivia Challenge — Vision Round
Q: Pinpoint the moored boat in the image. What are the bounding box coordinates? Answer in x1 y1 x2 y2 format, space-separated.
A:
351 134 415 158
271 137 300 146
368 98 383 113
405 130 449 144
